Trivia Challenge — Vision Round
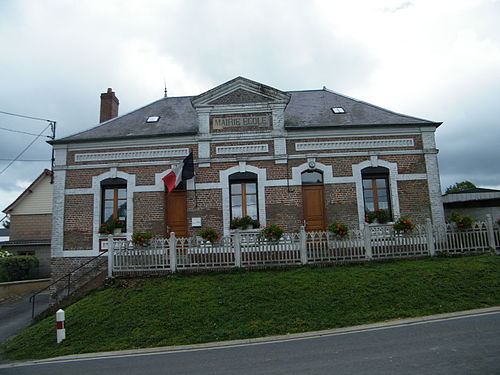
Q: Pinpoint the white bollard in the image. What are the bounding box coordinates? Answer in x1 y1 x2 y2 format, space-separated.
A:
56 309 66 344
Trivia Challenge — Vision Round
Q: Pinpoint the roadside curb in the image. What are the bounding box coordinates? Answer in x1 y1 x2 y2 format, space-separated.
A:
2 306 499 368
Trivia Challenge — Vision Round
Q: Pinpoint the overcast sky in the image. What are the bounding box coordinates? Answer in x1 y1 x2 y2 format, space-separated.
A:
1 0 499 217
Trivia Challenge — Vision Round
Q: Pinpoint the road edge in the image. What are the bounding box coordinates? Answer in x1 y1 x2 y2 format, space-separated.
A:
2 305 499 369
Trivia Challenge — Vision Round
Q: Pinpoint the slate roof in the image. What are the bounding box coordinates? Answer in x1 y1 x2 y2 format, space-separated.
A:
284 89 439 129
53 85 440 144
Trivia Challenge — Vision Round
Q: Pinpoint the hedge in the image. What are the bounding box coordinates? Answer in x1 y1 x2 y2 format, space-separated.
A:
0 256 39 282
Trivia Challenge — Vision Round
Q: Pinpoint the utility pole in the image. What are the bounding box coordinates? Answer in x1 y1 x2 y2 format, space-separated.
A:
49 121 56 183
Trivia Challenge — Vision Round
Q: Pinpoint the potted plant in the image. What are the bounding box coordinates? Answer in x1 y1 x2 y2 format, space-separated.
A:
450 213 474 231
328 221 349 238
230 216 260 230
393 217 416 233
199 228 220 243
132 232 153 246
365 209 390 224
99 219 126 235
260 224 284 242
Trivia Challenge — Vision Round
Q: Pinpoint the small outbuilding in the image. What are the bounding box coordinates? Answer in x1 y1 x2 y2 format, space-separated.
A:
443 187 500 222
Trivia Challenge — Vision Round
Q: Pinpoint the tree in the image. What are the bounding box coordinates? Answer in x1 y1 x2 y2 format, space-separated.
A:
445 181 476 194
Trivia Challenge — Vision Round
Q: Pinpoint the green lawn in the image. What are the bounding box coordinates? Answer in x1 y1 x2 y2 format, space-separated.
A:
3 254 499 360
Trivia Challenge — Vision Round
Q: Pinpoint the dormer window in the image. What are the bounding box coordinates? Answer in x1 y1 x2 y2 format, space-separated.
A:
331 107 345 114
146 116 160 123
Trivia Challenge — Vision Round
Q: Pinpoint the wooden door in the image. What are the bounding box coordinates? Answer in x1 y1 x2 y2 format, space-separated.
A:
166 190 188 238
302 185 326 232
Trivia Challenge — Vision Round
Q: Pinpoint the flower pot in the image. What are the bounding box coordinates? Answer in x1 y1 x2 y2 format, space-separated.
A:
113 228 122 235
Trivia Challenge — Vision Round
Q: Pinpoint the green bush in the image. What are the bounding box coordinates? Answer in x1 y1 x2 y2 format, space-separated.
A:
0 256 39 282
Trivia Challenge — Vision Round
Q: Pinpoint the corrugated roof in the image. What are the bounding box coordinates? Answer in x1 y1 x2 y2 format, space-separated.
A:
445 187 500 194
53 81 440 145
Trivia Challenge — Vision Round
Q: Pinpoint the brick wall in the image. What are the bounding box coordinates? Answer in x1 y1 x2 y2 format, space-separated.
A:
398 180 431 223
134 192 165 235
50 256 107 299
64 194 93 250
325 183 359 225
58 132 436 251
9 214 52 240
188 189 223 236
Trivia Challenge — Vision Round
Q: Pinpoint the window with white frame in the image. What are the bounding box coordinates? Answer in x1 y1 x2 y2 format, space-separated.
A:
229 172 258 220
101 178 127 225
361 167 392 219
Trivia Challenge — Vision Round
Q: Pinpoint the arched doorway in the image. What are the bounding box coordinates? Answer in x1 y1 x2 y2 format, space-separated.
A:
302 170 326 231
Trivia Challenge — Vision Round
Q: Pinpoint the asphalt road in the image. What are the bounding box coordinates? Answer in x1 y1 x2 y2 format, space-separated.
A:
1 311 499 375
0 293 49 347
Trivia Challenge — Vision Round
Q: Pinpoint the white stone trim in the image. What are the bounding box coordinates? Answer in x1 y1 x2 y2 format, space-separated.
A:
75 148 189 162
295 138 414 151
396 174 427 181
422 130 445 225
51 169 66 257
60 149 426 171
91 170 136 252
54 146 67 167
65 137 197 151
216 144 269 155
199 141 210 159
63 250 105 257
352 159 401 228
220 164 268 236
274 138 286 156
291 161 334 185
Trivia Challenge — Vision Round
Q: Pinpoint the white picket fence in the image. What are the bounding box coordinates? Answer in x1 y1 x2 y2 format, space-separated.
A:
108 216 500 275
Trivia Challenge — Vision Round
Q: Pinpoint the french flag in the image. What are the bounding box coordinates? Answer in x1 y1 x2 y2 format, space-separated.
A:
162 153 194 193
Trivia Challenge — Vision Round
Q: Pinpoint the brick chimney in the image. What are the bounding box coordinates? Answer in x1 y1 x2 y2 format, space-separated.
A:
99 88 119 123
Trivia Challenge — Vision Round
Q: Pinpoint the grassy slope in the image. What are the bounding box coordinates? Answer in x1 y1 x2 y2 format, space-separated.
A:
3 255 499 360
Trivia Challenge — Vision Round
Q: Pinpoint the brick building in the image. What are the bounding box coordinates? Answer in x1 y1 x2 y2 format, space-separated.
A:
50 77 445 270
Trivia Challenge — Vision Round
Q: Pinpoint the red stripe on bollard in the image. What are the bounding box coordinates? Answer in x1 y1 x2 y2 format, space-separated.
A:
57 321 64 330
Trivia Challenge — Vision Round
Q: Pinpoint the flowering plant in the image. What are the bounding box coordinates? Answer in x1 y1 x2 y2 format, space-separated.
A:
199 228 220 243
260 224 284 241
230 216 260 229
450 214 474 231
365 209 390 224
328 222 349 238
393 217 416 233
0 250 12 258
98 219 126 234
132 232 153 246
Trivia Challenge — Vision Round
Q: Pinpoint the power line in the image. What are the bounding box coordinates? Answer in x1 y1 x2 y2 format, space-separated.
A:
0 126 52 137
0 159 50 162
0 109 57 182
0 123 52 176
0 110 54 123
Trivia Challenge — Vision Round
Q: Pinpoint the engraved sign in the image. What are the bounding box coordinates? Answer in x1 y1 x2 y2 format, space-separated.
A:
212 114 271 130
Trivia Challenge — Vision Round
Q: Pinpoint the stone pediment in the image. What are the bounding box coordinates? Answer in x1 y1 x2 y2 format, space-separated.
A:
191 76 291 107
208 88 273 105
